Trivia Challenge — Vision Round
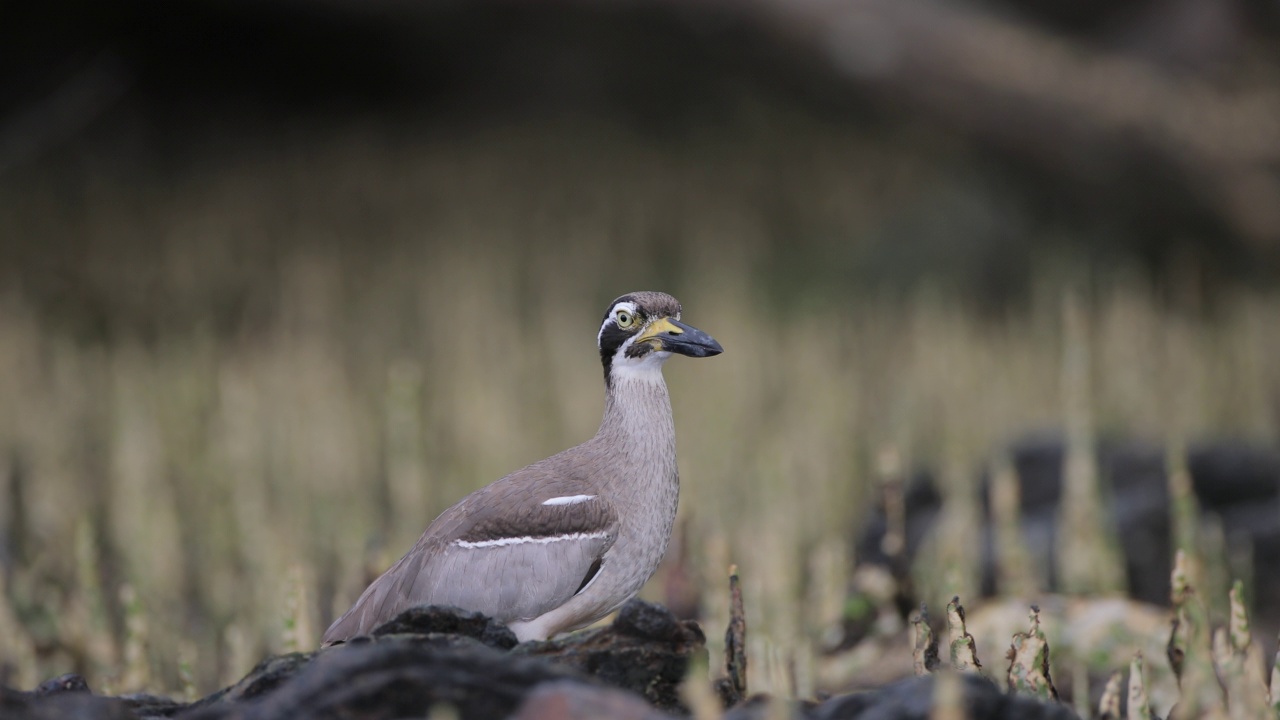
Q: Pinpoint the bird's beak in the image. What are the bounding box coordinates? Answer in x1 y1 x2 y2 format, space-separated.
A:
641 318 723 358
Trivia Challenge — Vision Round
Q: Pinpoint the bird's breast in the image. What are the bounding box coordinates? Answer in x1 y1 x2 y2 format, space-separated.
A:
604 460 679 590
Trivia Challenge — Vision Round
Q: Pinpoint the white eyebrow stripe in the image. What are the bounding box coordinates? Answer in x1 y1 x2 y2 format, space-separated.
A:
453 531 609 549
541 494 596 506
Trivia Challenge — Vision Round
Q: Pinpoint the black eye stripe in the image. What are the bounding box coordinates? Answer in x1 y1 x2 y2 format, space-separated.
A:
599 324 631 351
598 323 634 384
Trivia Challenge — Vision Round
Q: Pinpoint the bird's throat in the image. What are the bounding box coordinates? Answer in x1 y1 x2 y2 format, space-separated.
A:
597 368 677 488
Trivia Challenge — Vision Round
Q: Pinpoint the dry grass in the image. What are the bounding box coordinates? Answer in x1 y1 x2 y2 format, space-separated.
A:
0 116 1277 698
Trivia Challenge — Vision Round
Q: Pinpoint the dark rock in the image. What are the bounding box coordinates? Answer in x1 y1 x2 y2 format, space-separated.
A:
368 604 520 650
855 474 944 572
512 680 675 720
119 692 188 717
34 673 90 695
0 685 134 720
721 675 1080 720
181 637 592 720
5 603 703 719
612 599 685 642
177 604 704 718
811 675 1080 720
0 608 1089 720
514 600 708 714
360 631 494 652
188 652 316 709
854 434 1280 629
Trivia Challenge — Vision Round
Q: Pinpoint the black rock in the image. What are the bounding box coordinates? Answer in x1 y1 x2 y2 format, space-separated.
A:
0 685 134 720
722 675 1080 720
187 652 316 710
515 599 708 714
512 680 676 720
815 675 1080 720
175 603 707 718
0 606 1094 720
612 599 685 642
4 603 704 719
34 673 90 696
119 693 188 718
368 605 520 650
182 637 592 720
854 434 1280 628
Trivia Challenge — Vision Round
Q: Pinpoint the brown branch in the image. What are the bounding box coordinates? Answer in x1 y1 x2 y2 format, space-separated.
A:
711 0 1280 246
719 564 748 707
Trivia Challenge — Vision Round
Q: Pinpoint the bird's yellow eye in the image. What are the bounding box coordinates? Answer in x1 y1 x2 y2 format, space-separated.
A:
616 310 635 328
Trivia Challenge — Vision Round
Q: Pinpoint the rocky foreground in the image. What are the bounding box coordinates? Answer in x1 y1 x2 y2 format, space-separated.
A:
1 600 1075 720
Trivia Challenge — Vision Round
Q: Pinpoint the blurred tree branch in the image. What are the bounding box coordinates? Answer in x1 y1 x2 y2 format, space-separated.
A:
0 53 131 176
4 0 1278 249
718 0 1280 246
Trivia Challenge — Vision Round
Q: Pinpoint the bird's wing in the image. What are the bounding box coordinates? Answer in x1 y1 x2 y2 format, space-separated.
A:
322 467 617 645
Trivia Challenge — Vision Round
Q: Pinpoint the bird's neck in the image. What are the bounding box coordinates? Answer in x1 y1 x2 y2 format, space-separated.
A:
595 362 681 571
596 365 677 487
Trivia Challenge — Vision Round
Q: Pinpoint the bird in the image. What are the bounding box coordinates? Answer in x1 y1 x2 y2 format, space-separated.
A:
322 291 722 645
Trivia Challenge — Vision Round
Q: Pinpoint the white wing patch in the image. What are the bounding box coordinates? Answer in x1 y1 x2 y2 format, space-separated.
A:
541 494 596 506
453 530 609 549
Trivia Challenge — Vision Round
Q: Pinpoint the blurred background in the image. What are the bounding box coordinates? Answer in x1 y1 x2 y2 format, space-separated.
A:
2 0 1280 707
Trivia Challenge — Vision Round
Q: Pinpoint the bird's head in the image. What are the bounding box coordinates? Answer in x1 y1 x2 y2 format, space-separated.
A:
597 291 722 383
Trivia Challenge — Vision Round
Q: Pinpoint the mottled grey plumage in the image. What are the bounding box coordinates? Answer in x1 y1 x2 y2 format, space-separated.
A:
322 291 722 645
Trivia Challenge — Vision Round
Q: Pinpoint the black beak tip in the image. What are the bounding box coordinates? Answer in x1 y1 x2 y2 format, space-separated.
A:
697 338 724 357
664 320 723 358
